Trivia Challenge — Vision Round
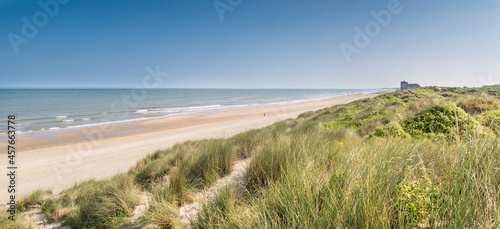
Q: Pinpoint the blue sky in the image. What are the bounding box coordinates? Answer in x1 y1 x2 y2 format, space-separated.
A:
1 0 499 89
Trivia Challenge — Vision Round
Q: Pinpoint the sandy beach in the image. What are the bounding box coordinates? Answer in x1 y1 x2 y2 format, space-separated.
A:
0 92 386 205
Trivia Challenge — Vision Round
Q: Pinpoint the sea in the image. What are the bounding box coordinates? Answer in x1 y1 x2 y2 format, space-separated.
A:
0 88 382 135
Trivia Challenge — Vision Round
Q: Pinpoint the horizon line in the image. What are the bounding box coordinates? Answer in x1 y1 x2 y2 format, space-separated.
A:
0 87 397 90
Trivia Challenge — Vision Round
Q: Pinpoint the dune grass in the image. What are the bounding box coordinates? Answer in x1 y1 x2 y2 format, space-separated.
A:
140 182 181 228
243 134 499 228
44 174 141 228
1 85 499 228
191 185 253 228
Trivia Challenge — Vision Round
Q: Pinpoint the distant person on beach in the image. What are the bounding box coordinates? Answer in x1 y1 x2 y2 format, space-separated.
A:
264 113 266 117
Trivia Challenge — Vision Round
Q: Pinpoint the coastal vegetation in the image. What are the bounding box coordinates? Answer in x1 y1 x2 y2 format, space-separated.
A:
2 85 500 228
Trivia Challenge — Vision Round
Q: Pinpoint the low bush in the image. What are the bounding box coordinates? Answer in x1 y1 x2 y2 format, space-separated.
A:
400 103 488 139
457 96 498 115
476 109 500 133
371 122 410 138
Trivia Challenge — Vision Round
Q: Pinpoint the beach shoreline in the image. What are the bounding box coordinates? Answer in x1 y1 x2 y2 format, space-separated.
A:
0 88 383 134
0 91 390 206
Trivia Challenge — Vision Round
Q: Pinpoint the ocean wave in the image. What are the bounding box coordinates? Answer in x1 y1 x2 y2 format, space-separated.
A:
14 122 32 126
162 104 221 111
141 104 239 114
14 117 54 122
27 113 183 134
187 104 222 109
63 119 74 122
8 112 108 123
65 116 163 129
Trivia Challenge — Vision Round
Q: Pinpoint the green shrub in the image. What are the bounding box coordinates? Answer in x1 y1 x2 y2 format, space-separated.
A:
476 109 500 133
396 177 440 226
371 122 410 138
457 97 498 115
400 103 487 139
321 89 438 137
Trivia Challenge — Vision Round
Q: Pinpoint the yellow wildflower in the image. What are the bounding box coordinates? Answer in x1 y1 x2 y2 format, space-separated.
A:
337 142 343 148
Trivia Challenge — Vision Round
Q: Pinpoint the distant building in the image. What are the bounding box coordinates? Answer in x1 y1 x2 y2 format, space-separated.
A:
401 80 421 90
